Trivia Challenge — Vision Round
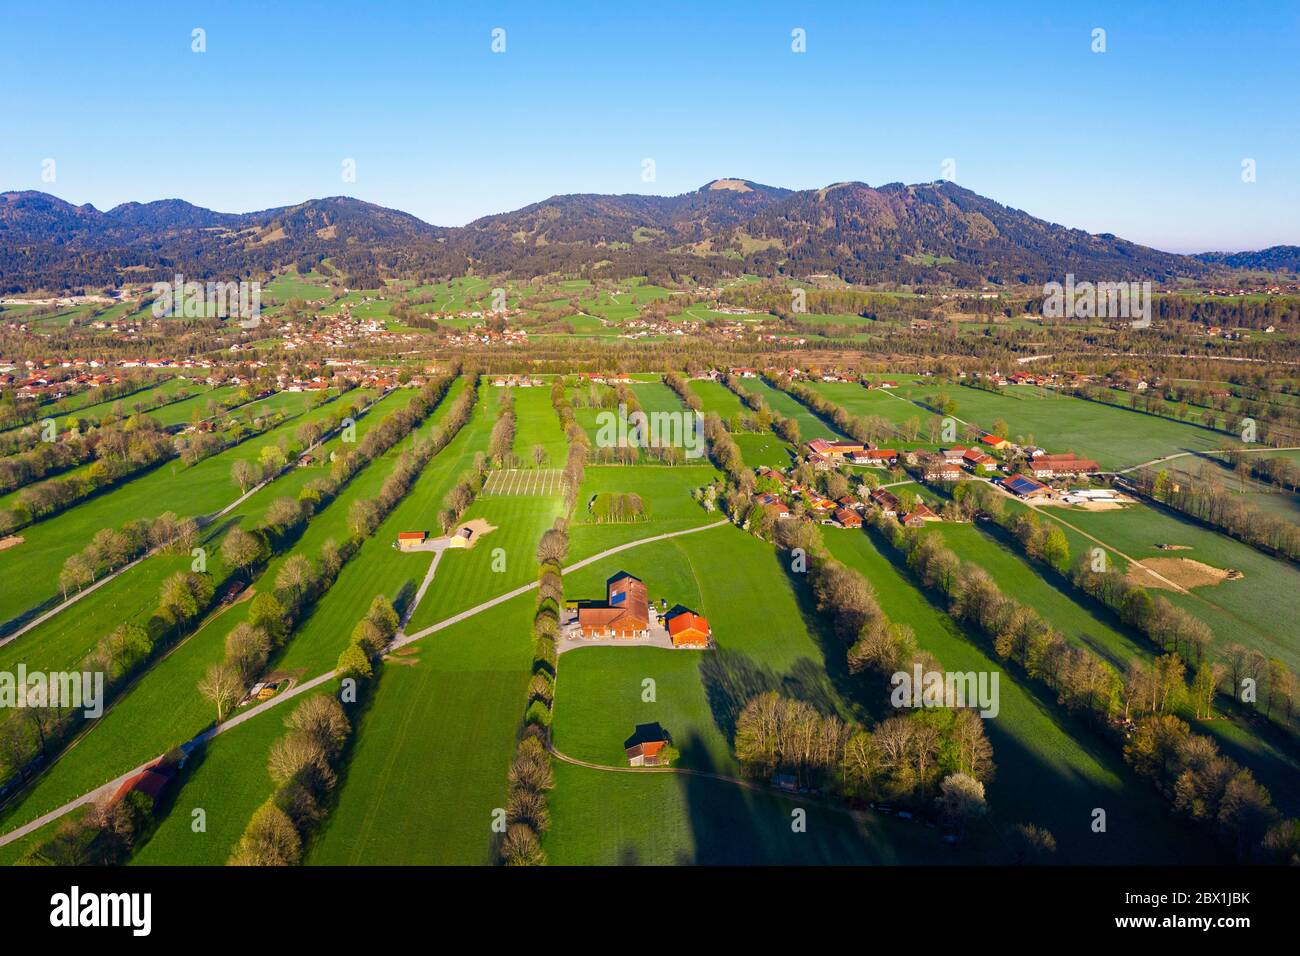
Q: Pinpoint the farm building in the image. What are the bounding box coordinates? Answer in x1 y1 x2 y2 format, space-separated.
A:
806 438 867 459
666 611 712 647
918 452 962 481
853 448 898 466
1004 475 1051 498
625 740 669 766
108 759 176 810
578 572 650 639
834 507 863 528
980 434 1010 450
1030 454 1100 478
870 488 901 516
447 526 474 549
396 531 427 551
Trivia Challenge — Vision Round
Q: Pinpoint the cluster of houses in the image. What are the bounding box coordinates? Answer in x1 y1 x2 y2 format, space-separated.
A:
490 374 544 387
442 325 529 348
576 372 634 385
753 464 941 529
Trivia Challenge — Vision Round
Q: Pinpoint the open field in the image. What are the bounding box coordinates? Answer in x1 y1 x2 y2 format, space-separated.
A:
567 464 718 559
1053 499 1300 672
746 377 843 440
922 506 1299 816
544 761 963 865
482 468 564 496
507 383 566 467
307 596 534 865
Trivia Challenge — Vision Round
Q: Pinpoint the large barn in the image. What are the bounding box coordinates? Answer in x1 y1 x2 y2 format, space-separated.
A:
578 572 650 639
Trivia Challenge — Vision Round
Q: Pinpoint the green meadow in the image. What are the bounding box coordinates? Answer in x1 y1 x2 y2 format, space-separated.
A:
306 596 535 865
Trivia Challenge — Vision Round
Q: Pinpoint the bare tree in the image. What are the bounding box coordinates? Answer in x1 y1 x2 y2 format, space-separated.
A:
198 662 242 723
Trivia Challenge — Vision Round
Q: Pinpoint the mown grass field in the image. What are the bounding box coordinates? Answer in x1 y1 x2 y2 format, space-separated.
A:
1041 499 1300 672
406 493 567 628
554 524 855 777
923 506 1299 817
272 378 482 677
306 596 535 865
507 383 566 467
566 464 718 559
544 761 962 865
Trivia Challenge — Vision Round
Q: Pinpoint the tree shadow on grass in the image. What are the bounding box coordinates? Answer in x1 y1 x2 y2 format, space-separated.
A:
675 732 880 865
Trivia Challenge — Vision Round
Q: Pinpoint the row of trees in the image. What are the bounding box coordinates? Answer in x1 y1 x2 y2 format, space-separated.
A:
771 373 904 448
866 507 1297 861
499 522 569 865
0 420 173 532
0 568 215 787
56 511 198 600
228 693 354 865
551 379 587 514
488 389 516 465
1232 451 1300 493
722 375 801 444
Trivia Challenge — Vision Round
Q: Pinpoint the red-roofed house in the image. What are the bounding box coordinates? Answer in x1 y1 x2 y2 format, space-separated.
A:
579 573 650 639
963 448 998 473
806 438 866 459
667 611 711 648
397 531 427 552
853 448 898 466
625 740 668 766
108 760 175 809
1030 454 1100 478
834 507 863 528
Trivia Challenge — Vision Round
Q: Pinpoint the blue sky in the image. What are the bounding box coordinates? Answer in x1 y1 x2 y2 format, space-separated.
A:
2 0 1297 252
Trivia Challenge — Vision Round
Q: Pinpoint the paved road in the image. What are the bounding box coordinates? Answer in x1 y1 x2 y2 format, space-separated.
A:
0 516 730 848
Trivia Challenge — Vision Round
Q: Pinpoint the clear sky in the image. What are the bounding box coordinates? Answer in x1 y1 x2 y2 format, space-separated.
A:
2 0 1297 252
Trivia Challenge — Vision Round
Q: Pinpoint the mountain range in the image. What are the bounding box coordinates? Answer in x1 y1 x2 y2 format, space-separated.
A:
2 180 1294 295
